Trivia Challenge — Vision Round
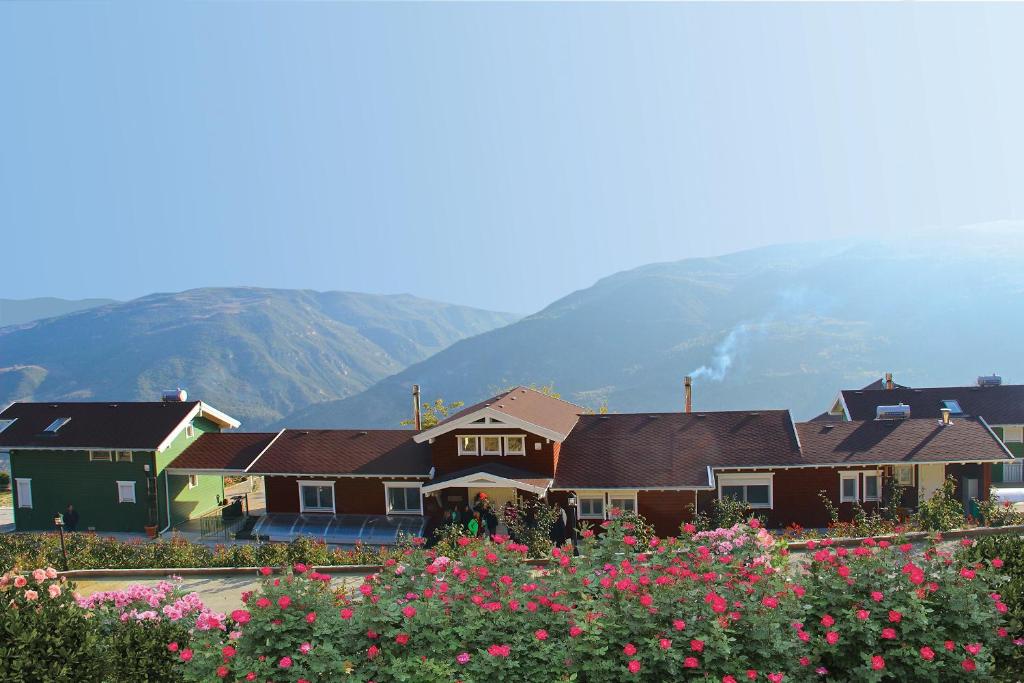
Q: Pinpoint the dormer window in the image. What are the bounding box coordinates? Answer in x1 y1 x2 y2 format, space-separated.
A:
44 417 71 433
481 436 502 455
940 400 964 415
458 436 479 456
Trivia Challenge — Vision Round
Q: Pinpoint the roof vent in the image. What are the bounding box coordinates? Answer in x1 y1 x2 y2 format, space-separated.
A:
978 374 1002 388
647 415 660 419
695 413 707 418
822 423 836 430
162 389 188 402
359 430 368 435
748 412 761 416
875 404 911 420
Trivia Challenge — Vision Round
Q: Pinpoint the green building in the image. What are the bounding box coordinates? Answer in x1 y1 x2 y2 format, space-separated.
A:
0 398 239 533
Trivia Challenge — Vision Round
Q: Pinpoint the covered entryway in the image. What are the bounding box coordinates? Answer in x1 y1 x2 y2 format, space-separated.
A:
421 464 552 535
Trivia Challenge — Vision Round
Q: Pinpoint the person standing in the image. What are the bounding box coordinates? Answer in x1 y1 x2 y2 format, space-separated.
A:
64 504 80 532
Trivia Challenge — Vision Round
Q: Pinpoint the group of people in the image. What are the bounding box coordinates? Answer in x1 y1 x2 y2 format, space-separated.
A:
444 492 499 538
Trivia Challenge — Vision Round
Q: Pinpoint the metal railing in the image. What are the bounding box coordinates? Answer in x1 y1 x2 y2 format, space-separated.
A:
196 501 247 540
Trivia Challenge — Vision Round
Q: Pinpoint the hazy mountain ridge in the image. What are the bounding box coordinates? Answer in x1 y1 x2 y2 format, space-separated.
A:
0 297 119 327
281 226 1024 428
0 287 518 427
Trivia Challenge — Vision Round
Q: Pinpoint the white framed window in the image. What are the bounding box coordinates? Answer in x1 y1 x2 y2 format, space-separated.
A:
608 493 638 517
577 494 605 519
384 482 423 515
298 481 335 513
717 473 774 509
504 435 526 456
862 471 882 502
15 478 32 509
116 480 137 504
839 472 860 503
458 436 479 456
187 474 198 489
480 435 502 456
89 450 112 462
893 465 914 487
1001 426 1024 443
186 423 195 439
116 450 132 463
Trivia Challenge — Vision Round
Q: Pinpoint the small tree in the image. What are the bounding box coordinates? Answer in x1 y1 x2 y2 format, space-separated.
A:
689 496 760 531
400 398 465 429
915 476 965 531
500 499 558 557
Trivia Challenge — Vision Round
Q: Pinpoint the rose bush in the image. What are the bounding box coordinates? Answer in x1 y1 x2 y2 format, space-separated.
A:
180 516 1022 682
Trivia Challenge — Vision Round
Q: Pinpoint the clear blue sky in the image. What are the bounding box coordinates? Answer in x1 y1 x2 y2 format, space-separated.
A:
2 3 1022 313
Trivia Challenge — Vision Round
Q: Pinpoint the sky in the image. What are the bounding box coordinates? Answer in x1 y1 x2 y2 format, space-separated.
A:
2 3 1023 314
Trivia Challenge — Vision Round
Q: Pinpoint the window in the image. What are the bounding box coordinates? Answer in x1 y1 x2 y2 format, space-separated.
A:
504 435 526 456
717 474 773 509
15 478 32 508
481 436 502 455
941 400 964 415
385 483 423 514
186 423 195 439
1002 426 1024 443
0 418 16 433
458 436 479 456
298 481 335 512
839 473 859 503
89 450 112 462
116 480 136 503
188 474 198 489
608 494 637 517
893 465 914 487
577 495 605 519
116 451 133 463
44 417 71 433
863 472 882 501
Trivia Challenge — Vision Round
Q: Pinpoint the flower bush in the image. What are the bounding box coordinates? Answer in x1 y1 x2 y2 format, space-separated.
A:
1 567 212 682
180 516 1022 682
0 532 399 572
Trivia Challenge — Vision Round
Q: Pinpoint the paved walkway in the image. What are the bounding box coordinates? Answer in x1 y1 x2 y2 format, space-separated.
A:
0 506 13 533
73 573 364 614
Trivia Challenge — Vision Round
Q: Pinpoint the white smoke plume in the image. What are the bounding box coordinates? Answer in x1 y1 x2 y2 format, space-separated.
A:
689 323 752 382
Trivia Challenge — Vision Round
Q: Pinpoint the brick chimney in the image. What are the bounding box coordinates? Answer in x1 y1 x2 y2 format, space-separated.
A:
684 376 692 414
412 384 422 430
885 372 894 390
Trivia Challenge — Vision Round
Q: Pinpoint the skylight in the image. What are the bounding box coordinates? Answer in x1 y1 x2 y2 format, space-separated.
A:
44 417 72 433
0 418 15 433
941 400 964 415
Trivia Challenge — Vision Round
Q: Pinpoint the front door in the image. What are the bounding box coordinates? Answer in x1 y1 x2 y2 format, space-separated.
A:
918 463 945 502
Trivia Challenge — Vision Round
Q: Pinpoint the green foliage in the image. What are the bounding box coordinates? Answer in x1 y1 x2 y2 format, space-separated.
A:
399 397 465 428
0 533 400 572
815 488 908 539
499 498 558 558
690 496 760 531
0 471 10 490
915 477 966 531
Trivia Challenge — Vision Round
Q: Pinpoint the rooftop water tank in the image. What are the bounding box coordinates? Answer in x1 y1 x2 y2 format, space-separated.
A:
162 389 188 402
875 404 911 420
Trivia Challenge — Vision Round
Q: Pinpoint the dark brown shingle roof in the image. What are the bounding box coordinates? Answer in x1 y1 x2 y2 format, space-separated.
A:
553 410 802 489
248 429 431 476
795 418 1013 465
168 432 278 472
840 385 1024 424
0 401 200 450
431 386 582 440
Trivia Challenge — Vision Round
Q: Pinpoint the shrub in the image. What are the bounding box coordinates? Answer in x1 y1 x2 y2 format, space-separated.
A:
0 471 10 491
915 477 966 531
500 498 558 557
690 495 759 531
180 515 1023 682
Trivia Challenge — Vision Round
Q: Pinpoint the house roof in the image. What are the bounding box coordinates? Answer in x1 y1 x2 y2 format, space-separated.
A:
794 417 1013 466
166 432 279 472
553 410 802 490
0 401 237 451
840 385 1024 424
421 463 552 495
414 386 583 443
247 428 432 477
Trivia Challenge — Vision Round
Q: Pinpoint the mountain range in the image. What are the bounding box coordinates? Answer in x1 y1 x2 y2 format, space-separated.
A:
0 288 517 427
282 224 1024 427
4 224 1023 431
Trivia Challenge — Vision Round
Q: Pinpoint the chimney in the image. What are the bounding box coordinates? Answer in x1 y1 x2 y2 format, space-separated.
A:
412 384 422 430
885 372 894 390
940 407 951 425
684 376 692 414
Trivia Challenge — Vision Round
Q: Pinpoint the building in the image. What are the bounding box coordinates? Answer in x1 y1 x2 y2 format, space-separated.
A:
167 385 1014 538
0 398 239 533
821 373 1024 487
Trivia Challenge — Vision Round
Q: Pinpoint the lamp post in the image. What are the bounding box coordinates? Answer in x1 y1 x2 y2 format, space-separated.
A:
566 495 579 555
53 513 68 571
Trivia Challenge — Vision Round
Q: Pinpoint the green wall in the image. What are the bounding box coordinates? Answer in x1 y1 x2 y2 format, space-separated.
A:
990 427 1023 484
155 416 224 528
11 450 155 532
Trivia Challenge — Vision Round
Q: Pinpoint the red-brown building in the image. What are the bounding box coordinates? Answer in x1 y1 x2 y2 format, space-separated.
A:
168 385 1016 538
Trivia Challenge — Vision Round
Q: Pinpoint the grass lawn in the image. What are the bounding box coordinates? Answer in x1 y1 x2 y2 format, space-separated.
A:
0 489 11 507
